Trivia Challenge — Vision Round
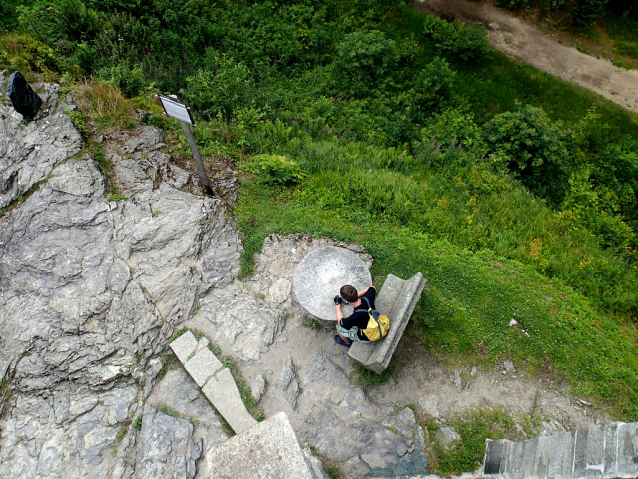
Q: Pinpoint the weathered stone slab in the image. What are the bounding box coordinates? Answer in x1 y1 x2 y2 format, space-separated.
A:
207 411 322 479
293 246 371 322
349 272 425 374
170 331 198 364
616 422 638 477
483 438 508 475
7 71 42 119
202 368 257 434
602 422 621 476
184 347 223 387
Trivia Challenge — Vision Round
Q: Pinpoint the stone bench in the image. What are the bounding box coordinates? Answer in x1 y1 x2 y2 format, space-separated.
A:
348 272 426 374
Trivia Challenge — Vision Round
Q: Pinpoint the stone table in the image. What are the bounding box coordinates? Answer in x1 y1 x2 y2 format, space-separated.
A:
293 246 372 324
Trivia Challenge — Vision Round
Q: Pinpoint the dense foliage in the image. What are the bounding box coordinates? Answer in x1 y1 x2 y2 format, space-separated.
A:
494 0 634 27
3 0 638 464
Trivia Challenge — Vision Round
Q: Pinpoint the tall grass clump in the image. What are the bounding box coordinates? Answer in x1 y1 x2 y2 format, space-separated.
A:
76 81 138 131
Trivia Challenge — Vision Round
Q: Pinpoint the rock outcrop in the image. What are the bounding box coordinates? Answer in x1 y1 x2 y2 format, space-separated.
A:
1 83 428 478
0 92 242 477
0 84 81 209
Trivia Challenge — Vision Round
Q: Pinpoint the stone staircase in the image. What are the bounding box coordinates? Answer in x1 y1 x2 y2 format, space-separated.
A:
170 330 325 478
170 330 257 434
482 421 638 479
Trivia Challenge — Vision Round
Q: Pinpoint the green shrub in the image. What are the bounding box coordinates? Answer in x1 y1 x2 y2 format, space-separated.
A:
495 0 532 9
3 34 59 73
423 16 490 62
421 109 483 150
412 57 457 113
244 154 305 187
99 64 145 98
182 51 253 122
58 0 99 41
331 30 399 96
482 104 572 204
571 0 610 26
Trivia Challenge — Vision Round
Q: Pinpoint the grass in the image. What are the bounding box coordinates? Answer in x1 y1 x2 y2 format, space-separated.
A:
234 179 638 420
326 465 343 479
75 81 138 132
240 136 637 315
132 414 143 431
156 351 178 382
220 354 265 421
424 408 540 476
353 363 395 387
299 317 323 330
159 405 179 417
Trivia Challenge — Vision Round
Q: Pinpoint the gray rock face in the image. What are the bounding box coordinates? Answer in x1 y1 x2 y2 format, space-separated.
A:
191 281 286 361
297 351 427 477
0 382 137 479
0 93 428 478
0 114 241 477
136 405 201 479
281 355 301 410
0 85 82 209
148 368 229 446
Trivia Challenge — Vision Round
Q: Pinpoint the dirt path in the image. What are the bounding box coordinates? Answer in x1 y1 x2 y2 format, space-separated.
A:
411 0 638 114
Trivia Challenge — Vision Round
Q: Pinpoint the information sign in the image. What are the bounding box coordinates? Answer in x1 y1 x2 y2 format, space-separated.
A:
156 94 196 126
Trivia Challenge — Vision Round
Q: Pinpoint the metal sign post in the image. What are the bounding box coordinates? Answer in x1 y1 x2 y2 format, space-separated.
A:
156 94 214 196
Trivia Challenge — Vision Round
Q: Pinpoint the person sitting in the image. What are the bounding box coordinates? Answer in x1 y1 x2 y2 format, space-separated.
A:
333 284 376 348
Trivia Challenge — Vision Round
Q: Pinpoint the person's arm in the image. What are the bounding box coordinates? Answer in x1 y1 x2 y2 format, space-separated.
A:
358 285 375 298
335 303 345 326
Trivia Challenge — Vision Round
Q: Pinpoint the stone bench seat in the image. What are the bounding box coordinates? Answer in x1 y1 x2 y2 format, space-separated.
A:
348 272 426 374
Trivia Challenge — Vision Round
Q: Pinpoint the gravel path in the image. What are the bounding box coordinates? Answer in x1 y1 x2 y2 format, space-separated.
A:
411 0 638 114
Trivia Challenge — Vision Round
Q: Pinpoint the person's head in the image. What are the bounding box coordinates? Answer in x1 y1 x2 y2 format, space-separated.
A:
340 285 358 303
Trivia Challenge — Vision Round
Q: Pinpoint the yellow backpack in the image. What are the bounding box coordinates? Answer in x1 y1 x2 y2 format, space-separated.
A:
356 297 390 342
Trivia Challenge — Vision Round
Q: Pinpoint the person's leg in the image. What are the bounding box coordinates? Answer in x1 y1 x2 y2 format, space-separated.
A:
336 331 351 344
336 324 358 345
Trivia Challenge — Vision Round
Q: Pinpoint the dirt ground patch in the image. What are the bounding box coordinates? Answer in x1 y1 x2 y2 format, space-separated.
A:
365 331 611 433
411 0 638 114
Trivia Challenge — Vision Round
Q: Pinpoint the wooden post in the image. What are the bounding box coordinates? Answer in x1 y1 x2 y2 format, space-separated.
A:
180 121 214 196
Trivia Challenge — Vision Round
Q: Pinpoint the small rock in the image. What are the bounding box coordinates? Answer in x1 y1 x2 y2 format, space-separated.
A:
470 366 477 377
280 355 301 410
437 425 461 445
452 369 463 391
504 360 516 374
251 375 266 402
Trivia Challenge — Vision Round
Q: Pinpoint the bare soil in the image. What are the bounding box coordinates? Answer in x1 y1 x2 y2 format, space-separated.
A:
411 0 638 114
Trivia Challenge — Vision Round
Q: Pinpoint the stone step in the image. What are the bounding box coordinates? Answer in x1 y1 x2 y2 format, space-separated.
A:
170 330 257 434
482 421 638 479
349 272 426 373
206 411 323 479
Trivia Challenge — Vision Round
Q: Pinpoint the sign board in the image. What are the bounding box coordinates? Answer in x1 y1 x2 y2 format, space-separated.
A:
156 94 195 126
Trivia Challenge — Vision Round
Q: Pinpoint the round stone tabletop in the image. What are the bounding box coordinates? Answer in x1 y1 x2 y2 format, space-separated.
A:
293 246 372 322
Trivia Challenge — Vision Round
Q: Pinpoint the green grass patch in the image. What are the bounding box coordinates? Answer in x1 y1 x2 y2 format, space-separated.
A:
132 414 143 431
353 363 395 387
159 405 179 417
234 176 638 420
425 408 540 476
